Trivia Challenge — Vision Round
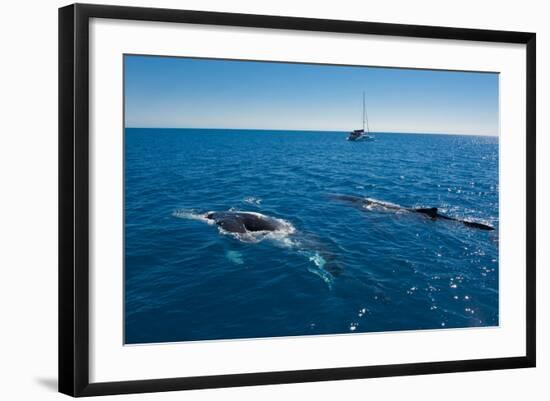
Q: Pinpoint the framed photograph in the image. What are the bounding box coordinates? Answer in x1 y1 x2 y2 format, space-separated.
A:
59 3 536 397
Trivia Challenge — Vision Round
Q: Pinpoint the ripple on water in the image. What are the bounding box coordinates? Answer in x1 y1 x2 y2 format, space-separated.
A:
125 129 499 343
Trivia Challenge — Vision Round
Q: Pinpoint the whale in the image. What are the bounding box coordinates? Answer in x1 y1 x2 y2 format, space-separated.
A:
329 194 495 231
174 209 343 284
204 211 288 234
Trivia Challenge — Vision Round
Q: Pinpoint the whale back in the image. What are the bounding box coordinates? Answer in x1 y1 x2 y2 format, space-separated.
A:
414 207 439 218
217 217 247 233
206 211 281 233
462 220 495 231
328 194 364 204
240 213 280 232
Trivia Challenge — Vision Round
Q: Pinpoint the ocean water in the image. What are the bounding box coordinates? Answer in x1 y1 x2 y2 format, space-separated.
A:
124 128 499 344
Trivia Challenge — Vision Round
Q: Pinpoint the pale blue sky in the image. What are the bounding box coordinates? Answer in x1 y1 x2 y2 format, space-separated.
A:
124 55 499 136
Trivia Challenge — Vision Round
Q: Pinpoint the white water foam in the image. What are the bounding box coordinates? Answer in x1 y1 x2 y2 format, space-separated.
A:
172 209 215 224
363 197 402 212
298 249 333 288
243 196 262 205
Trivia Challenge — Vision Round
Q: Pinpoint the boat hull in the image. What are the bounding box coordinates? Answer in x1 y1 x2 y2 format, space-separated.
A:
347 133 374 141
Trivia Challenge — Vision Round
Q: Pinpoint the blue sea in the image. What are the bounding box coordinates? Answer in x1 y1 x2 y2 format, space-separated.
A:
124 128 499 344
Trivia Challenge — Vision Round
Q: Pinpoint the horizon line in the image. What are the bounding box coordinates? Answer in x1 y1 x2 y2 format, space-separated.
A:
125 127 499 138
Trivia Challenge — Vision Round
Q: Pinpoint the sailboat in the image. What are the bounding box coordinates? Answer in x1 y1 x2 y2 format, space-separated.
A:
347 91 374 141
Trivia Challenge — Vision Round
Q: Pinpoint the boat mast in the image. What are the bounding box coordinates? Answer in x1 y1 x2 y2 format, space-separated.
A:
363 91 371 134
362 91 365 132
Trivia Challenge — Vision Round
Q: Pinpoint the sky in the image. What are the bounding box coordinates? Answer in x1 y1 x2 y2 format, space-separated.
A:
124 55 499 136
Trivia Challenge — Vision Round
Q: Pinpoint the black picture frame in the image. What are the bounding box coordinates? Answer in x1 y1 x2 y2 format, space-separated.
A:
59 3 536 397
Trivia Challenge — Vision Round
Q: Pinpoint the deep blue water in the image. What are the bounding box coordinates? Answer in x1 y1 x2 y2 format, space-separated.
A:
124 128 499 344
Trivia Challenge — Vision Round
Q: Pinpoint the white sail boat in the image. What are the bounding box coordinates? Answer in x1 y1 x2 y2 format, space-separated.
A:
347 91 374 141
